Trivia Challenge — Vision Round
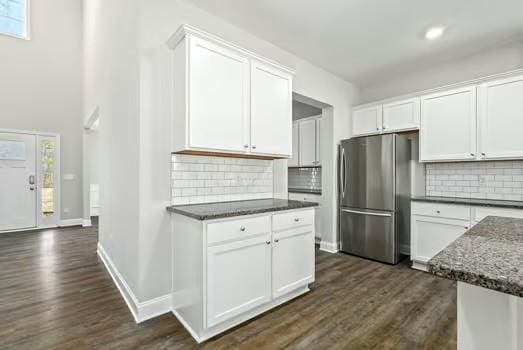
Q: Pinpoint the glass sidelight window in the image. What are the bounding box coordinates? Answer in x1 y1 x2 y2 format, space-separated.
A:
41 138 56 217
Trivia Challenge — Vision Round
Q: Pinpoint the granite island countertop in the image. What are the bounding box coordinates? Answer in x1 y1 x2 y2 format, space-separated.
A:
167 198 319 220
428 216 523 297
411 196 523 209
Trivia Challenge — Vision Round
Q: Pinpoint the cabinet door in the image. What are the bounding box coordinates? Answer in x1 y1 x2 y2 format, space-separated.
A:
315 118 321 165
382 97 420 132
352 105 382 136
188 36 250 152
420 86 477 162
251 61 293 156
288 122 299 167
411 215 469 271
272 227 315 298
206 234 271 327
298 119 317 166
478 75 523 160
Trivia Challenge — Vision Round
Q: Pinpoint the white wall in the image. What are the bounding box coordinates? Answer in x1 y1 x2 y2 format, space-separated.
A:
86 0 359 305
0 0 83 220
360 40 523 103
83 0 141 298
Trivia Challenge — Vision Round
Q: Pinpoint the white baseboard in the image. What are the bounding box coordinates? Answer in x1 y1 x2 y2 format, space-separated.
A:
59 218 84 227
82 219 92 227
97 243 171 323
319 241 338 253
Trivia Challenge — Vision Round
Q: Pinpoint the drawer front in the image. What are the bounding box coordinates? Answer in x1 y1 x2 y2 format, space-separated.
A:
207 215 271 245
473 206 523 223
273 209 314 232
411 202 470 220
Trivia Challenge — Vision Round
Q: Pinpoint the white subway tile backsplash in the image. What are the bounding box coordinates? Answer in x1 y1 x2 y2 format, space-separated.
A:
171 154 273 205
426 161 523 201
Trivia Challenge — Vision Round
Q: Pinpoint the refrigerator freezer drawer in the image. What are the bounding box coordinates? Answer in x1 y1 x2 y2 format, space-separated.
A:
339 208 397 264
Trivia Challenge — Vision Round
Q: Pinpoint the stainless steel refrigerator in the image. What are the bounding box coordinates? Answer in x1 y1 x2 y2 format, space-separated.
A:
339 134 413 264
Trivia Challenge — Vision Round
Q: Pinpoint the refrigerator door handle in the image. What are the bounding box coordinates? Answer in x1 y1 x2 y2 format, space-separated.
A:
340 147 346 198
341 208 392 217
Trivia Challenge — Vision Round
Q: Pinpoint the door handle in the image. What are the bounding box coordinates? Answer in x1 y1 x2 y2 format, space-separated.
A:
28 175 35 185
341 209 392 217
340 147 346 198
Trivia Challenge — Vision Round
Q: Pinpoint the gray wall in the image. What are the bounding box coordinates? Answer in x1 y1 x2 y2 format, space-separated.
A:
0 0 84 220
360 40 523 103
293 100 322 120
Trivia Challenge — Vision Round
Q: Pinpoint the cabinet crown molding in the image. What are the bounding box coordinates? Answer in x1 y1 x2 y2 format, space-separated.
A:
355 68 523 109
166 24 295 75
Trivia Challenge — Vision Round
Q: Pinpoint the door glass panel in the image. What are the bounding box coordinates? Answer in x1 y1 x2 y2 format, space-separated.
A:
41 139 56 217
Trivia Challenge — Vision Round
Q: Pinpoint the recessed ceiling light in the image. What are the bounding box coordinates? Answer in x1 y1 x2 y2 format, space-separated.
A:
425 26 445 40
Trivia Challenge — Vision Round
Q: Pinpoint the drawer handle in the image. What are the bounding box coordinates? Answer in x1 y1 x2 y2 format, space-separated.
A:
294 218 300 222
266 240 271 245
240 226 246 232
436 210 441 214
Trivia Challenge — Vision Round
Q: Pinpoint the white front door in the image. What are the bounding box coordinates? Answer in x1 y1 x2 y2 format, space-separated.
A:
0 133 37 231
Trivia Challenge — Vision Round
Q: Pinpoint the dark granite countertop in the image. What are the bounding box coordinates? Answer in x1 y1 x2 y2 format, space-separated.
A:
412 196 523 209
428 216 523 297
288 188 322 195
167 198 319 220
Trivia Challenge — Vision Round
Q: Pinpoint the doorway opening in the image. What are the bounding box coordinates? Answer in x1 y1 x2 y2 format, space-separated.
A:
0 129 61 232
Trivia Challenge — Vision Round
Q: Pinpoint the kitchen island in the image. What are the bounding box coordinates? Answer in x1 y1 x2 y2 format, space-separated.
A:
168 199 318 343
429 216 522 350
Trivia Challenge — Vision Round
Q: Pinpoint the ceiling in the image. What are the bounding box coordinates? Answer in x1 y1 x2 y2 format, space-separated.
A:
186 0 523 86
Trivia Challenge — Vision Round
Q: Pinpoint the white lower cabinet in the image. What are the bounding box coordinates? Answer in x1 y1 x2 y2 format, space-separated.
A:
171 208 315 343
272 226 315 298
411 201 523 271
206 234 272 327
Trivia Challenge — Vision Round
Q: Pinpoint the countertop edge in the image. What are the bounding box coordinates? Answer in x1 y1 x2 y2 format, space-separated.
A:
428 262 522 298
166 202 319 221
411 196 523 209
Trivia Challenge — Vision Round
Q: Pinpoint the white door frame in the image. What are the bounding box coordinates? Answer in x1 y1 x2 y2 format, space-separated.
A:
0 128 61 231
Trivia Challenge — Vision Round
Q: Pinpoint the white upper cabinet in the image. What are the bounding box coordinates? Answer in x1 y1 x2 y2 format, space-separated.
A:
352 105 382 136
298 118 317 166
168 25 294 158
251 61 293 156
478 75 523 160
382 97 420 132
420 86 477 162
188 36 249 152
288 122 299 167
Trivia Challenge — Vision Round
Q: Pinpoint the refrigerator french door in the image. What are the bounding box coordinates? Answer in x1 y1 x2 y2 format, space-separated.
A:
339 134 411 264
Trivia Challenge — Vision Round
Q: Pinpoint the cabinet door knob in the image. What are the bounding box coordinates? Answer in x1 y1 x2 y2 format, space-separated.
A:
436 210 441 214
243 144 249 148
465 226 469 230
470 153 475 156
252 145 257 149
266 240 271 245
294 218 300 222
481 152 486 156
240 226 246 232
376 127 380 131
274 239 279 243
383 125 387 130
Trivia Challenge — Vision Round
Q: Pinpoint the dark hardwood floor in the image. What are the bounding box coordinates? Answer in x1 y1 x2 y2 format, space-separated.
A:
0 223 457 349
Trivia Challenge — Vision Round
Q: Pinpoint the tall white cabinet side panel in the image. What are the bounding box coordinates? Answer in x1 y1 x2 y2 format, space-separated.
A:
172 38 187 152
315 118 321 165
479 75 523 160
171 214 204 333
420 86 477 161
188 36 249 152
298 119 317 166
250 61 292 156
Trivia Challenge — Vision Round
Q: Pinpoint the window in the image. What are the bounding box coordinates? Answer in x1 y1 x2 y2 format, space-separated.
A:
0 0 28 39
40 138 56 217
